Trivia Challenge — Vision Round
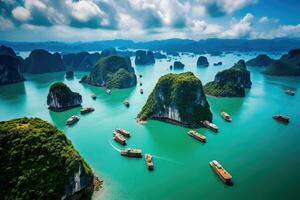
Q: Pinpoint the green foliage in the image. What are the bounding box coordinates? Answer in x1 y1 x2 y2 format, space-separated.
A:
0 117 93 200
138 72 212 126
204 81 245 97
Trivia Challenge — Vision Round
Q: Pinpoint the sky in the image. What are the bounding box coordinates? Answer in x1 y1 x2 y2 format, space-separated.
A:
0 0 299 42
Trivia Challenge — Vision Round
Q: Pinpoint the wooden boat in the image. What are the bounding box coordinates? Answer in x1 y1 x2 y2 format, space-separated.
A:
221 112 232 122
202 120 218 132
187 130 206 143
120 148 142 158
285 89 295 96
145 154 154 170
210 160 232 185
90 93 96 100
66 115 79 125
273 114 289 123
80 107 95 114
115 128 130 137
123 99 130 107
113 132 126 145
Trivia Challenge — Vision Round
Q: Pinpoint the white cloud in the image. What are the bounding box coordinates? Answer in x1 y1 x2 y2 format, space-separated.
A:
221 13 254 38
272 24 300 38
68 0 103 23
12 6 31 22
258 16 268 24
0 16 14 30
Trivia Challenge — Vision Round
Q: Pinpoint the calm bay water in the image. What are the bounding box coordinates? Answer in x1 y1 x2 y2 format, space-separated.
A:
1 53 300 200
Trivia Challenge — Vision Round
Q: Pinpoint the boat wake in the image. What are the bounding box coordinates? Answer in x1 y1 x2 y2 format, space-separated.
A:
152 155 182 165
108 140 121 152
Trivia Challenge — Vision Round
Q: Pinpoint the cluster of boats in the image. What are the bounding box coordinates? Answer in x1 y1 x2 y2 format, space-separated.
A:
113 128 154 170
66 106 95 125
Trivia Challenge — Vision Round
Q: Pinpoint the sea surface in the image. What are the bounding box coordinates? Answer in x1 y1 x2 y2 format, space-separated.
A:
1 52 300 200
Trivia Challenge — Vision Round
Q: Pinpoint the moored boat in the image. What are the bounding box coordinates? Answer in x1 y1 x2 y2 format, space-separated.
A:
80 107 95 114
285 89 295 96
187 130 206 143
66 115 79 125
209 160 232 185
90 93 96 100
106 89 111 95
273 114 289 123
221 112 232 122
116 128 130 137
120 148 142 158
145 153 154 170
113 132 126 145
123 99 130 107
202 120 218 132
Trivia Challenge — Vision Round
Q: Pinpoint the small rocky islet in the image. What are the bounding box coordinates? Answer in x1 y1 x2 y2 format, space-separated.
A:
197 56 209 66
0 117 97 200
135 50 155 65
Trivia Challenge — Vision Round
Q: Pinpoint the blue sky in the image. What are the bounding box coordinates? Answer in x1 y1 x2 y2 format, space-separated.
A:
0 0 299 42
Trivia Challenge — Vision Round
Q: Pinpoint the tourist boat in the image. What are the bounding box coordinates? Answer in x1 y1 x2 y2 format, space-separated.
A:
115 128 130 137
273 114 290 123
221 112 232 122
203 120 218 132
140 82 143 86
285 89 295 96
139 74 143 78
209 160 232 185
187 130 206 143
120 148 142 158
90 93 96 100
123 99 130 107
80 107 95 114
140 88 144 94
145 153 154 170
66 115 79 125
106 89 111 95
113 132 126 145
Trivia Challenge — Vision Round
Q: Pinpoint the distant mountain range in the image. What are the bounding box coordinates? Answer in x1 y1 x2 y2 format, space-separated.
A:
1 38 300 53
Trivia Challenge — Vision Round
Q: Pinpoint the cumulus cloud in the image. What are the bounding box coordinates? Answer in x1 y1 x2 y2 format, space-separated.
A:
258 16 268 24
221 13 254 38
0 16 14 30
12 6 31 21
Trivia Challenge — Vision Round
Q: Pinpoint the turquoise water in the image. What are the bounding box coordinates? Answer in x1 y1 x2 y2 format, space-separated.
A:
1 52 300 200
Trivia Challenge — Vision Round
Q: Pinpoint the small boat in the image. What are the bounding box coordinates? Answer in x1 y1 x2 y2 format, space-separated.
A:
221 112 232 122
210 160 232 185
145 154 154 170
285 89 295 96
106 89 111 95
115 128 130 137
66 115 79 125
139 74 143 78
140 88 144 94
140 82 143 86
188 130 206 143
90 93 96 100
113 132 126 145
120 148 142 158
203 120 218 132
123 99 130 107
273 114 289 123
80 107 95 114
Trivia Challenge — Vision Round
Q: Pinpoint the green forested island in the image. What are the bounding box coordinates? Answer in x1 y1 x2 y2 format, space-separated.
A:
246 54 275 66
138 72 212 127
0 117 95 200
80 55 137 89
204 60 252 97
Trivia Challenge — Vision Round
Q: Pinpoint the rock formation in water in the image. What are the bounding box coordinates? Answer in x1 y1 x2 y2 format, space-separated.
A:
99 48 118 59
80 55 137 89
213 61 222 66
197 56 209 66
264 49 300 76
135 50 155 65
47 82 82 111
23 49 65 74
153 52 167 59
0 45 24 85
65 70 74 79
0 117 96 200
62 52 100 71
246 54 275 66
137 72 212 127
173 61 185 69
204 60 252 97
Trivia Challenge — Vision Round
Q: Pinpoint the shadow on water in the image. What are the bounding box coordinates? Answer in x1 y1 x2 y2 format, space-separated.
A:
0 82 26 99
24 72 65 87
48 106 82 128
207 96 245 117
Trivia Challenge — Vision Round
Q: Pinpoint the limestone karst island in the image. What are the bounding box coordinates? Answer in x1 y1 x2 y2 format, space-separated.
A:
0 1 299 200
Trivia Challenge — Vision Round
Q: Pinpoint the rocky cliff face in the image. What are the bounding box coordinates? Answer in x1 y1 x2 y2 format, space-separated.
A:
173 61 185 69
138 72 212 128
264 49 300 76
23 49 65 74
246 54 275 66
80 55 137 89
135 50 155 65
0 45 24 85
204 60 252 97
197 56 209 66
47 82 82 111
63 52 100 71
